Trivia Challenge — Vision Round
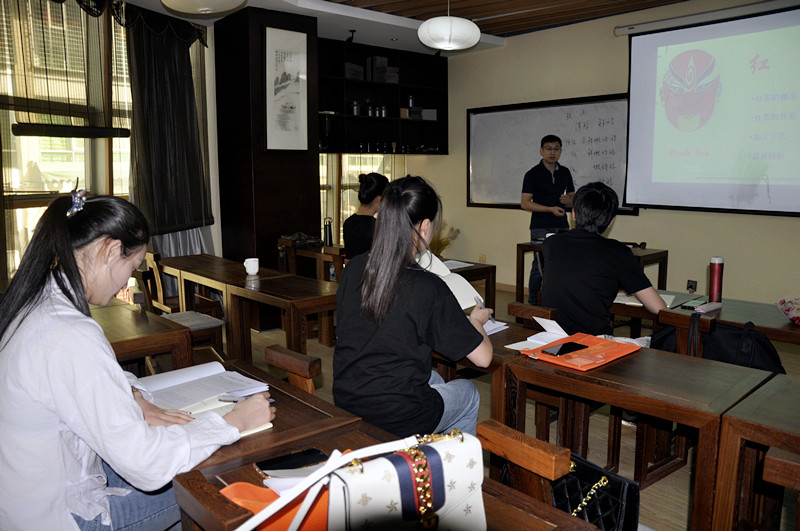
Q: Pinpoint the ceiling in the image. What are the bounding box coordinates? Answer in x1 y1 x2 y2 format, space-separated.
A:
321 0 686 38
128 0 689 54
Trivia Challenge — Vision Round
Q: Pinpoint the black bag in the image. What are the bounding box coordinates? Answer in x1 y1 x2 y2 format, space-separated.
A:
550 454 640 531
652 314 785 374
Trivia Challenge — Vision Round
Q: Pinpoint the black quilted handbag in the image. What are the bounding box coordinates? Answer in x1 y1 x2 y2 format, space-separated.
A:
550 454 640 531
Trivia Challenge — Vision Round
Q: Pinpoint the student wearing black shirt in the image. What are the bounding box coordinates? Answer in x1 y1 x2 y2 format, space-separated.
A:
342 172 388 258
334 176 493 437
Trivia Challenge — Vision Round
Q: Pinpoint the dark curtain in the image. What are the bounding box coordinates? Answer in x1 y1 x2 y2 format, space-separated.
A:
126 7 213 235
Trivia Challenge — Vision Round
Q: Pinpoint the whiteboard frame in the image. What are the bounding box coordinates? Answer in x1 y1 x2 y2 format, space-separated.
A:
467 94 637 214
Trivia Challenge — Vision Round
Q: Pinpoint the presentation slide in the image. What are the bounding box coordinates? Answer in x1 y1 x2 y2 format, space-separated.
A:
627 8 800 215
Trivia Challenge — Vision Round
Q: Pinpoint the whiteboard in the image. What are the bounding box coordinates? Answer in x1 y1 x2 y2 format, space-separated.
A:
468 94 634 212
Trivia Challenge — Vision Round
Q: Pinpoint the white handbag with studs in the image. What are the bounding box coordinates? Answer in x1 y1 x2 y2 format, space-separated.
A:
235 430 486 531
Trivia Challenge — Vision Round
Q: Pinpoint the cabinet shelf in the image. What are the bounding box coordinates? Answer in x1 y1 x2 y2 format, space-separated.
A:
317 38 447 155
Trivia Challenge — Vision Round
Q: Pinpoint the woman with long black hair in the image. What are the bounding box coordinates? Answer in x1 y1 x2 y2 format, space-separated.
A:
333 176 493 437
0 192 275 530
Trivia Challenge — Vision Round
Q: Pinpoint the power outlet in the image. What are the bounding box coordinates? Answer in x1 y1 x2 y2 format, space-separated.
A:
478 254 486 264
687 279 697 292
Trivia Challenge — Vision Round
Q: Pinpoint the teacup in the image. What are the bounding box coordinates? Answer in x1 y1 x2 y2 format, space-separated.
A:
243 257 259 275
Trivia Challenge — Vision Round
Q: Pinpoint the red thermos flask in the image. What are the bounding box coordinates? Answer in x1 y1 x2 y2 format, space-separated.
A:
709 256 724 303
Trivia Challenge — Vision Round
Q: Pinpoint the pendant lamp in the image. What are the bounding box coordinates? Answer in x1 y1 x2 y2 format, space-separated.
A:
161 0 245 16
417 1 480 51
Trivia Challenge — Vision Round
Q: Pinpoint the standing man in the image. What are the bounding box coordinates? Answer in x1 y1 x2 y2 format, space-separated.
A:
521 134 575 304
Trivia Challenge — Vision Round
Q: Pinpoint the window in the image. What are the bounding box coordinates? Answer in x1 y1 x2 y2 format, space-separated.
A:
0 0 131 278
319 153 406 244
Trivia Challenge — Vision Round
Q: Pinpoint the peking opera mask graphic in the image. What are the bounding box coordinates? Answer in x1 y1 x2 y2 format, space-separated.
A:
660 49 721 132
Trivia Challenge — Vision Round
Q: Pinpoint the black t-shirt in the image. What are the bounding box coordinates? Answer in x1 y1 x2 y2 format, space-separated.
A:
342 214 375 258
521 160 575 230
541 229 652 336
333 253 483 437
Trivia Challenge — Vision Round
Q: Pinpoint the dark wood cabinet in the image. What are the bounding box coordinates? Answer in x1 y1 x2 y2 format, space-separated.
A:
214 8 320 270
317 38 448 155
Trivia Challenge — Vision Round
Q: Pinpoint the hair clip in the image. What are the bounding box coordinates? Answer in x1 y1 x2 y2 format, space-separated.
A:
67 189 87 218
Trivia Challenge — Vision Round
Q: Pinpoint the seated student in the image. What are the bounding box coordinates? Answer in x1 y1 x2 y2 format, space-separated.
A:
333 176 493 438
541 182 666 336
0 192 275 531
342 172 389 258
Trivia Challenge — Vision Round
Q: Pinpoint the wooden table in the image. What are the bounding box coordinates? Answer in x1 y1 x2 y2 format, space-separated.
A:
226 275 338 361
499 347 774 530
174 365 595 531
293 244 346 281
515 241 669 303
157 254 290 313
712 374 800 530
611 289 702 337
443 258 497 310
90 303 192 370
661 297 800 345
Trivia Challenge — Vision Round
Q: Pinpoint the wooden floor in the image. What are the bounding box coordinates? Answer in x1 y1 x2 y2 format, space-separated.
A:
246 288 799 531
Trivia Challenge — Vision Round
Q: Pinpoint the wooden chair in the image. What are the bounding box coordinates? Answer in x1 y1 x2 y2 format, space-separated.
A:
264 344 322 395
322 245 345 282
478 419 575 508
277 237 298 274
144 252 222 318
509 302 624 473
132 268 225 372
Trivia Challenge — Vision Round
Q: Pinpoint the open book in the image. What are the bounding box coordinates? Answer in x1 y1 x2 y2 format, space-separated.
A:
504 316 567 351
417 250 508 335
139 362 273 437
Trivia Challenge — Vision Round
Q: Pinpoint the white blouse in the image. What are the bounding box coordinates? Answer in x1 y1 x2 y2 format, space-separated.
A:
0 279 239 530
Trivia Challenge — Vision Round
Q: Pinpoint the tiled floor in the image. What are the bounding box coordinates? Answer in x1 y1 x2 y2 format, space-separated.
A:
246 289 798 530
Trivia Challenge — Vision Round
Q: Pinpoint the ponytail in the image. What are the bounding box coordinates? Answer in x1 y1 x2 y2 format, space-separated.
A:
360 176 441 321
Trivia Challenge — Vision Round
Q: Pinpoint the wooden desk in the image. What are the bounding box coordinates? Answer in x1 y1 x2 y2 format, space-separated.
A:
662 297 800 345
195 361 364 470
712 374 800 530
499 348 774 530
294 245 346 281
515 241 669 303
611 289 702 337
158 254 290 313
90 303 192 370
175 411 594 530
227 276 338 360
444 259 497 310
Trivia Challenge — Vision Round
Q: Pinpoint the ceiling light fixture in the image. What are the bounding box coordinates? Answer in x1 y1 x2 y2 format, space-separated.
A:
417 0 480 51
161 0 246 16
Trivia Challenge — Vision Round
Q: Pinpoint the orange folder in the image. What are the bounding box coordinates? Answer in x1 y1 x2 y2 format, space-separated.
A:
520 333 640 371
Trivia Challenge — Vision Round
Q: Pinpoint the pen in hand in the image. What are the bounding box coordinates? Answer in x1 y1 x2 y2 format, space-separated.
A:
474 296 496 324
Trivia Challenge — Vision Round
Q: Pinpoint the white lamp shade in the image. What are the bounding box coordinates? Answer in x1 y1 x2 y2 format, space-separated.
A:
161 0 245 15
417 16 481 51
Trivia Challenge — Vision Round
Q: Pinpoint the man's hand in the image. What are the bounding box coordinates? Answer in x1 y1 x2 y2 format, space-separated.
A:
551 206 566 216
132 388 194 427
560 192 575 207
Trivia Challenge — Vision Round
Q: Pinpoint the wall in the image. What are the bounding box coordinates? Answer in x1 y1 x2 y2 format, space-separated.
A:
409 0 799 305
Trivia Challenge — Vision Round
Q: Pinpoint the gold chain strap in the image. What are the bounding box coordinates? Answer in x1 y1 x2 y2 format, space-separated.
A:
570 460 609 517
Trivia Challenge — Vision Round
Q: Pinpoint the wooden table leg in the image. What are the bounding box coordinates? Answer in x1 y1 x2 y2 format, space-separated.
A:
171 329 193 369
227 294 252 362
658 256 668 291
516 244 527 304
691 417 720 531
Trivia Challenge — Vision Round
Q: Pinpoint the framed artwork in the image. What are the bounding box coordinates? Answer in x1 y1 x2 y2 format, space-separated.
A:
265 27 308 150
